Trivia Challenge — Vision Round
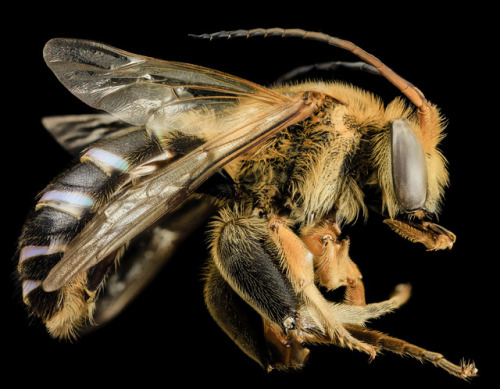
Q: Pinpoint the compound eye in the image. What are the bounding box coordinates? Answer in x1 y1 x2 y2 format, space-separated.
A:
391 119 427 211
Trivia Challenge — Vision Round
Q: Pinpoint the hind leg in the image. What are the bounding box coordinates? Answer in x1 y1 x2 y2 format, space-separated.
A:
208 206 313 369
345 325 478 380
208 207 299 332
204 261 310 370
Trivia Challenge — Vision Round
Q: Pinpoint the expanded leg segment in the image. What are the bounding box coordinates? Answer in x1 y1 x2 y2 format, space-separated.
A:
207 207 314 370
204 262 273 369
208 207 298 332
204 262 311 371
301 220 365 306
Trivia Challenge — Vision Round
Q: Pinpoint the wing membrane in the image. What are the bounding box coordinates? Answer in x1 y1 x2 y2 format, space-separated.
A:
42 114 136 156
43 38 286 128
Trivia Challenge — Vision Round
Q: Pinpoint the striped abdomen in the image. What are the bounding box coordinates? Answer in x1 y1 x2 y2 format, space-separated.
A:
17 126 179 337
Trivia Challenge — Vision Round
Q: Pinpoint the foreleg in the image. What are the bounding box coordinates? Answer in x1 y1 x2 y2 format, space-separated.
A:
301 218 365 306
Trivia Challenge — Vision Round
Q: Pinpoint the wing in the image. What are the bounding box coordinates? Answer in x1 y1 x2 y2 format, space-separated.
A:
42 113 135 156
88 197 216 328
41 39 325 291
43 38 286 131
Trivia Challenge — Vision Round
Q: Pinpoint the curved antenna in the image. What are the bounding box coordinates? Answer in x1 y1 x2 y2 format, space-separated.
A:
190 28 431 130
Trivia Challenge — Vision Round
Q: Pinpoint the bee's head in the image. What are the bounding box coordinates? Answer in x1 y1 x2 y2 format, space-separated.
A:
370 101 449 219
368 102 454 250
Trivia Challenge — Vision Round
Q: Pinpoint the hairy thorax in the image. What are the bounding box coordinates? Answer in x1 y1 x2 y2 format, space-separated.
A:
226 95 368 227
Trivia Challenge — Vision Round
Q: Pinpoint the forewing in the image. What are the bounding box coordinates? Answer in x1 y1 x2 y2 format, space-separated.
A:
43 91 322 292
43 38 286 131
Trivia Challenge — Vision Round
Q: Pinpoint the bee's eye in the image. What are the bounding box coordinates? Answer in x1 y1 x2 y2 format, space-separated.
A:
391 119 427 211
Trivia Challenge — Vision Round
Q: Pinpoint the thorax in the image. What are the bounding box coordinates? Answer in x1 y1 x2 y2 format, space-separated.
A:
225 96 368 226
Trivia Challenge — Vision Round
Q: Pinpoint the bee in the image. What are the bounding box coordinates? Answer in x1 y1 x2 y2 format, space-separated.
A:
17 28 477 379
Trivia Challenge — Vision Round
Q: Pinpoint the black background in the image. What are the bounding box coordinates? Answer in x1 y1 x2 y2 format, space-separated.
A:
3 5 494 388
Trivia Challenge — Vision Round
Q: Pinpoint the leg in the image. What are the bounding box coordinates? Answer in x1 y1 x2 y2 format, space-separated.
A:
208 206 298 331
206 208 412 369
326 283 411 326
295 291 477 380
204 262 311 370
345 325 478 380
206 207 309 369
267 215 376 358
301 217 366 306
204 261 275 369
